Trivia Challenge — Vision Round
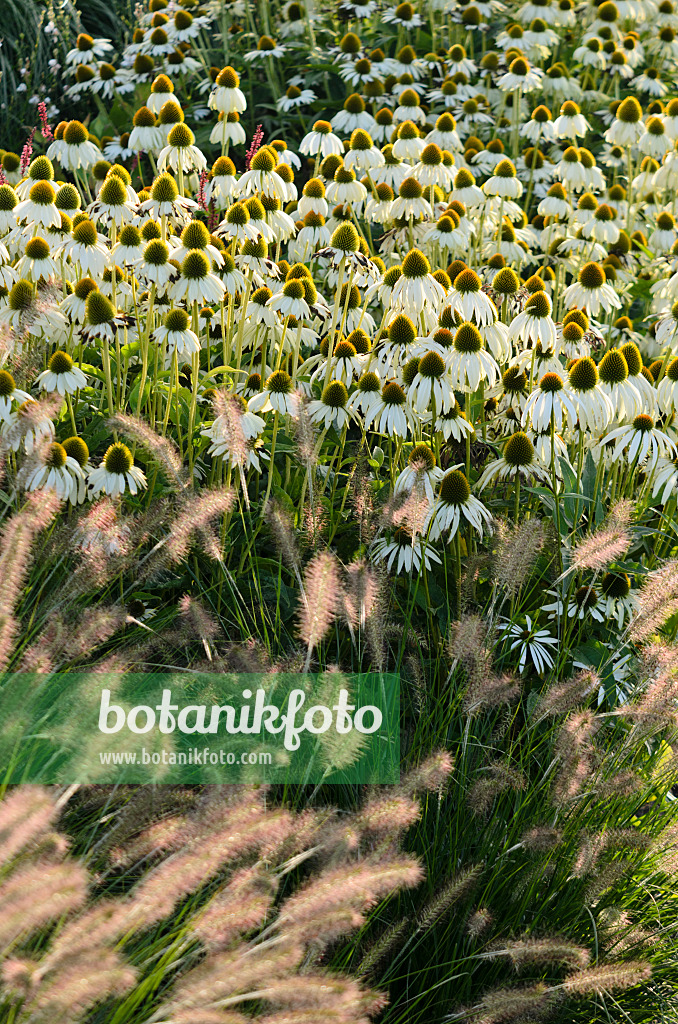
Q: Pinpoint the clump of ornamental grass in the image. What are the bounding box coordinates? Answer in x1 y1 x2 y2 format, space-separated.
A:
0 760 453 1024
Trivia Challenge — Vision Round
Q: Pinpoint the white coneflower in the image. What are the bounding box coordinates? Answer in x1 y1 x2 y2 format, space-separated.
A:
16 236 58 284
655 300 678 350
214 201 261 245
562 261 622 317
605 96 645 146
477 431 551 490
598 348 643 419
249 369 298 416
371 529 441 575
448 321 500 393
210 110 246 148
522 371 577 432
172 249 225 305
15 180 61 231
89 441 147 497
522 103 556 143
497 56 544 92
24 440 86 502
451 167 484 208
390 176 432 221
392 120 425 162
87 173 136 228
344 129 385 174
59 120 101 171
568 357 614 431
391 249 446 316
347 370 382 416
307 379 352 430
426 111 462 152
219 252 247 296
267 278 311 320
314 222 377 278
58 218 110 278
411 142 452 190
36 350 87 395
426 469 494 542
137 238 176 292
237 146 288 202
408 350 457 414
81 291 121 343
394 87 426 126
0 369 30 423
580 203 620 245
157 122 207 174
501 614 558 674
394 442 444 503
508 290 557 351
154 307 200 361
364 379 413 437
128 106 162 154
1 398 55 452
332 92 377 135
658 356 678 414
383 2 424 26
209 65 246 114
483 158 523 199
300 119 344 159
169 219 224 269
448 267 498 326
605 414 676 470
112 224 144 266
651 454 678 503
65 32 111 69
553 100 591 140
326 165 368 206
244 34 287 61
277 84 316 112
139 173 199 226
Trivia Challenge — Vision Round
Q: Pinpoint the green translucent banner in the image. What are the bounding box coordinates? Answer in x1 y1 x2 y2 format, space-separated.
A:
0 672 399 783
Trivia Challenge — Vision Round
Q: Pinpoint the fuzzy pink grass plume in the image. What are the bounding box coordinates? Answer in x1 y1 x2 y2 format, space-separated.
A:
570 500 633 573
0 491 60 671
298 550 343 667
